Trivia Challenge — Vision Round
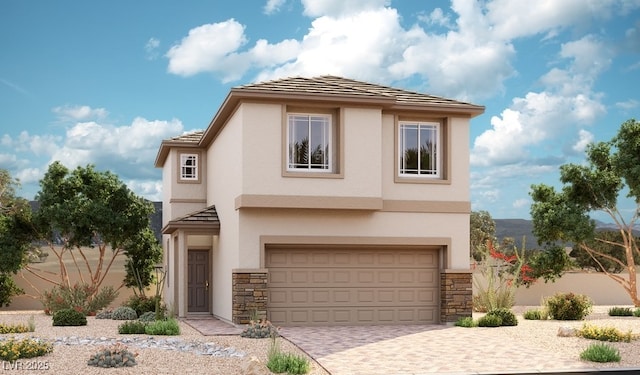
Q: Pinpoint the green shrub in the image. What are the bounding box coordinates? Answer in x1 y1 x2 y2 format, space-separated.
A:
0 321 33 334
0 338 53 361
52 308 87 326
138 311 157 322
580 343 620 363
267 337 309 374
477 314 502 327
123 294 162 317
118 320 147 334
87 343 137 368
545 292 592 320
608 307 633 316
578 324 632 342
486 308 518 326
634 308 640 318
111 306 137 320
454 317 477 328
41 282 117 315
523 309 543 320
145 318 180 335
241 318 279 338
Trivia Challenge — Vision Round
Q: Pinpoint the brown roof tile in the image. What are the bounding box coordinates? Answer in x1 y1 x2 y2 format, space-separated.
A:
162 205 220 234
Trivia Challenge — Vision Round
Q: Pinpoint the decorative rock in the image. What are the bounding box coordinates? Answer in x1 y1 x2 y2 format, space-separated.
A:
557 326 577 337
241 356 270 375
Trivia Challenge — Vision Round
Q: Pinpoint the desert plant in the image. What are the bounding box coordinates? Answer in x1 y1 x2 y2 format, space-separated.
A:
0 338 53 361
486 308 518 326
111 306 137 320
0 318 34 334
118 320 147 334
145 318 180 335
40 282 117 316
545 292 592 320
137 311 157 322
95 309 112 319
634 308 640 317
454 317 477 328
52 308 87 326
578 324 633 343
87 343 137 368
241 318 279 339
580 343 621 363
608 307 633 316
123 294 161 317
267 336 309 374
523 309 544 320
477 314 502 327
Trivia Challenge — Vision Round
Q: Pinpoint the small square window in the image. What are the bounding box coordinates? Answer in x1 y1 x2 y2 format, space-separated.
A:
180 153 199 181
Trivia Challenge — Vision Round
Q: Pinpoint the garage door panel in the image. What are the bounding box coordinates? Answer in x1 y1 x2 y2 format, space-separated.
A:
267 246 439 325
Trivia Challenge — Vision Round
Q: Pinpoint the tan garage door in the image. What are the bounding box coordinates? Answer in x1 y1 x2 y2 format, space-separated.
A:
266 245 439 326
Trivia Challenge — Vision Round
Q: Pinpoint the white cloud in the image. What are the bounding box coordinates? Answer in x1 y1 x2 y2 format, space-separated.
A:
166 20 248 78
264 0 286 15
615 99 639 110
301 0 390 18
572 129 594 153
145 37 160 60
53 105 108 122
513 198 529 209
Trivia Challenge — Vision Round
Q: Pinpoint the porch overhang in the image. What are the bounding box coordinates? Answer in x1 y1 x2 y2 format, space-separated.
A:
162 205 220 235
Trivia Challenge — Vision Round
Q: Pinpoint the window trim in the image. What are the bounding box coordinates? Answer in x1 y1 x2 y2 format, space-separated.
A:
177 150 201 184
282 106 343 178
395 117 449 184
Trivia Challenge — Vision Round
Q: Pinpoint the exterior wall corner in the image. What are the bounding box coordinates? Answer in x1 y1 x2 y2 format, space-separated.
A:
440 271 473 323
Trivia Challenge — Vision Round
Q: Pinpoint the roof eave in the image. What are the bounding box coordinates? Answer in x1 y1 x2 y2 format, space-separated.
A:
388 103 485 118
161 221 220 235
154 140 201 168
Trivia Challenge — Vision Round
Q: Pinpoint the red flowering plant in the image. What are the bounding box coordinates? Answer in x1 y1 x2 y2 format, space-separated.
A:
473 238 536 312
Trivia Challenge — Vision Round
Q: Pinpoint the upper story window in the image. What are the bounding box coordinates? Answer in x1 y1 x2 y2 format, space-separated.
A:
398 121 441 178
180 153 199 181
287 114 332 172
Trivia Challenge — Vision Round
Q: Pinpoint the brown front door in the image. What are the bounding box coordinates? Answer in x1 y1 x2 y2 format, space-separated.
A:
188 249 209 313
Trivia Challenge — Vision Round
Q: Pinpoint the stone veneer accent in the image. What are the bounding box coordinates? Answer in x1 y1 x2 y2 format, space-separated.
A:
440 271 473 323
232 270 268 324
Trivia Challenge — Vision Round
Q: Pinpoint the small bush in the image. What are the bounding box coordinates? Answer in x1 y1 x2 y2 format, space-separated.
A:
138 311 157 322
267 337 309 374
52 308 87 326
41 283 117 315
0 321 32 334
145 318 180 335
95 309 112 319
87 343 137 368
123 294 162 317
0 338 53 361
545 292 592 320
118 320 147 334
241 318 279 338
580 343 621 363
477 314 502 327
523 309 543 320
454 317 477 328
111 306 137 320
578 324 632 343
608 307 633 316
634 308 640 318
486 308 518 326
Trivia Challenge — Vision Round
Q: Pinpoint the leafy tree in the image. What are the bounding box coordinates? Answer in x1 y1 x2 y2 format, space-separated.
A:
570 230 640 273
0 169 34 306
531 119 640 306
26 162 162 303
470 210 497 261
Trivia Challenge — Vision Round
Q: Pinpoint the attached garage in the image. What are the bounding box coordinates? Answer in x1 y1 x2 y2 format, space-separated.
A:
266 245 440 326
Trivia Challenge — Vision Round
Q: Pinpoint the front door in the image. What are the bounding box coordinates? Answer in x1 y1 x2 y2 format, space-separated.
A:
188 249 209 313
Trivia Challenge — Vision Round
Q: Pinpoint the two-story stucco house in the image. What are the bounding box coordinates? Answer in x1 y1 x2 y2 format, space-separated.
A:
154 76 484 326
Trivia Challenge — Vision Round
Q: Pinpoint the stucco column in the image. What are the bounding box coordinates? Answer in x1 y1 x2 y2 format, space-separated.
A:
177 231 187 317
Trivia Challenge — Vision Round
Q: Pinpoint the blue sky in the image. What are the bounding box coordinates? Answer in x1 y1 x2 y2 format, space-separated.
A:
1 0 639 220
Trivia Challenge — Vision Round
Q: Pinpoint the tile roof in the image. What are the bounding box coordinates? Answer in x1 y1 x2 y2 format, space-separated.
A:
162 205 220 234
235 75 483 109
168 130 204 144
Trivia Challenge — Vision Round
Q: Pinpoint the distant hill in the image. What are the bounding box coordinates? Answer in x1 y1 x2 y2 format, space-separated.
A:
494 218 640 250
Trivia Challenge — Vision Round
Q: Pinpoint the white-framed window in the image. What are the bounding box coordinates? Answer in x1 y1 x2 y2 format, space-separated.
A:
287 114 332 172
180 153 199 181
398 121 440 178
